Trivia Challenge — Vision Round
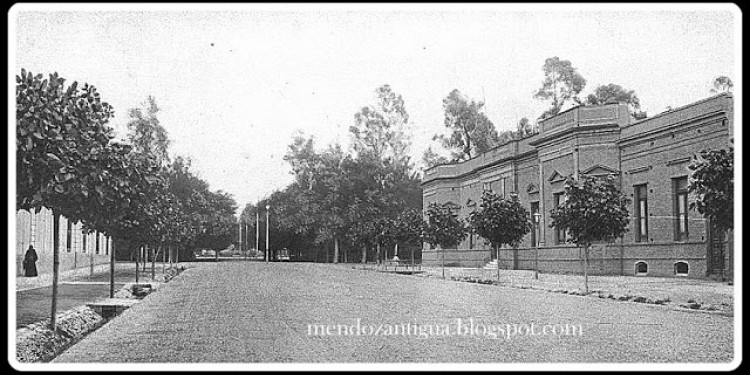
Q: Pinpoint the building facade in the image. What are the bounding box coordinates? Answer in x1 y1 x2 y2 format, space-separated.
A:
15 207 112 277
422 93 733 279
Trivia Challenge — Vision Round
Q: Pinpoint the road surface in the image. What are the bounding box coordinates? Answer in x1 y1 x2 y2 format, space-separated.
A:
54 262 734 363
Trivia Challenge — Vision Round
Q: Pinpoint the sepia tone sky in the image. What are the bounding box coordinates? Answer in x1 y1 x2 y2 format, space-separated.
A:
10 3 740 213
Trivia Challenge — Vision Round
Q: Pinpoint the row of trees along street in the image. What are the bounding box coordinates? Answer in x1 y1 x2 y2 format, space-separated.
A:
236 57 732 285
16 70 239 332
16 57 733 329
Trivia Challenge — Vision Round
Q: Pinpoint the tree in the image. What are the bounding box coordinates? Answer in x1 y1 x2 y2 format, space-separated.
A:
350 84 411 169
584 83 645 118
127 96 170 167
534 57 587 119
436 89 500 161
16 69 118 331
548 175 630 293
391 208 425 263
688 147 734 237
710 76 733 94
515 117 535 139
423 202 468 249
421 146 451 169
468 191 532 280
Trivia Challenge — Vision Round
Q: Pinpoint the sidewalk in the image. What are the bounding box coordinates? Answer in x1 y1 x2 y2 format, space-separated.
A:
340 263 734 315
419 266 734 315
15 264 112 292
15 262 174 329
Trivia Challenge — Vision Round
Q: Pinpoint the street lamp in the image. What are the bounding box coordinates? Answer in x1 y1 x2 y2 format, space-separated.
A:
265 204 270 263
533 212 541 280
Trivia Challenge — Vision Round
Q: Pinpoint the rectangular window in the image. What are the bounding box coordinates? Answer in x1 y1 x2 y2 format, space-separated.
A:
673 177 689 241
530 201 540 248
634 184 648 242
553 192 567 244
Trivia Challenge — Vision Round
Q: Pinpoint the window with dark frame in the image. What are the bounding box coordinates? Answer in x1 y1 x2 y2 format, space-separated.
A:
530 201 539 248
673 177 689 241
634 184 648 242
553 192 566 244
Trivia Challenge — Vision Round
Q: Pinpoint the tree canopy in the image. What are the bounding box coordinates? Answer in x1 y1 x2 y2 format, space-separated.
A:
688 147 734 235
435 89 500 161
534 57 587 119
469 191 532 250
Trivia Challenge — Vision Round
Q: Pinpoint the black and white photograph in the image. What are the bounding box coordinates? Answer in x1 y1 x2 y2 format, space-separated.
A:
9 3 740 370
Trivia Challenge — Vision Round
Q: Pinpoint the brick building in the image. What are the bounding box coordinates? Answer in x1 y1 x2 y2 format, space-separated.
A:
421 93 733 279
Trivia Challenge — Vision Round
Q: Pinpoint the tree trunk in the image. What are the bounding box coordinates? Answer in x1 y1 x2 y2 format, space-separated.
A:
151 245 156 280
50 211 61 332
162 245 166 273
441 246 445 279
496 243 500 282
142 245 147 272
376 243 381 267
361 245 367 264
411 246 415 270
333 237 340 264
135 246 140 283
109 236 116 298
583 245 590 294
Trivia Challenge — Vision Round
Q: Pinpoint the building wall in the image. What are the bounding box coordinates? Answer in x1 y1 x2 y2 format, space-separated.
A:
16 208 111 277
422 93 734 279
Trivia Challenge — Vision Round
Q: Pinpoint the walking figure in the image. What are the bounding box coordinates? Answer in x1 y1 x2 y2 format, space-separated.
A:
23 245 38 277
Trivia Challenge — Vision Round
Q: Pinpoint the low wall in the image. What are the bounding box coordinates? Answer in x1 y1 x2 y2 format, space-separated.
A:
497 242 709 278
422 241 712 278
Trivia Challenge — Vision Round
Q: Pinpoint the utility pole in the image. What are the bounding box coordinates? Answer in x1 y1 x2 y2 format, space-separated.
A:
265 204 270 263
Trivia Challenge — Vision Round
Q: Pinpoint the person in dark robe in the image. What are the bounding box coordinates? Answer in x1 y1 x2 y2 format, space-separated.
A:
23 245 38 277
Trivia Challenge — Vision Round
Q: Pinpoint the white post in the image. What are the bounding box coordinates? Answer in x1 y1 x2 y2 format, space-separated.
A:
265 205 270 263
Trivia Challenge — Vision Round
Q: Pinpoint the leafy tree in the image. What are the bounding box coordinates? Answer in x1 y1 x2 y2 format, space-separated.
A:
710 76 733 94
688 147 734 237
435 89 500 161
350 84 411 169
346 219 378 263
549 175 630 293
421 145 451 169
468 191 532 278
585 83 646 119
515 117 535 139
16 69 119 330
127 96 170 167
423 202 468 249
534 57 587 119
16 70 114 211
391 208 425 262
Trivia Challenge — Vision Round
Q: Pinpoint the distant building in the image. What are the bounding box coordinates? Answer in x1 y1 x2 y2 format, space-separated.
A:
421 93 733 279
15 207 112 277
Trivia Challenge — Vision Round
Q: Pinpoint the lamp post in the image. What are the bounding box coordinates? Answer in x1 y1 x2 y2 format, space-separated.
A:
533 212 541 280
265 204 270 263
